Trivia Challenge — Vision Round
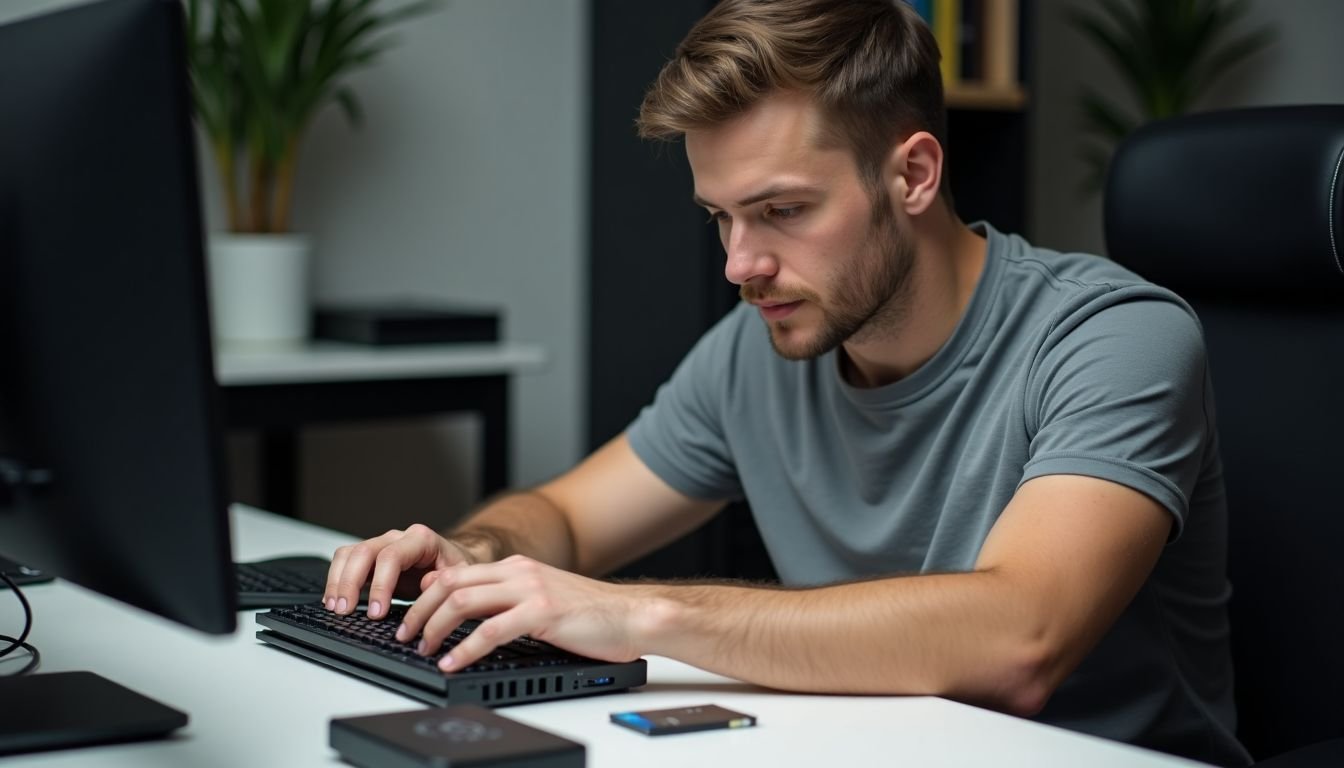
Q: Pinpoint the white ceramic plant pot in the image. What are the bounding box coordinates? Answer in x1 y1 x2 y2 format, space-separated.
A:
207 233 312 347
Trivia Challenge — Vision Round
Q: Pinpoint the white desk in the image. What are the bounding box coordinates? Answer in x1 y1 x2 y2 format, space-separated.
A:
216 342 546 516
0 507 1209 767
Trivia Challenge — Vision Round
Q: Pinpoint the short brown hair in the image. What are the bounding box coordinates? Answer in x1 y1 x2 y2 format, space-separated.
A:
637 0 947 198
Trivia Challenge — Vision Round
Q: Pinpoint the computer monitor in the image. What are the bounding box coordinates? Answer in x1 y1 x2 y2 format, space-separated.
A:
0 0 236 660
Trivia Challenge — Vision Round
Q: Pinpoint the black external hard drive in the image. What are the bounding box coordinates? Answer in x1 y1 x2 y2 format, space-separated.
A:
330 705 585 768
0 671 188 755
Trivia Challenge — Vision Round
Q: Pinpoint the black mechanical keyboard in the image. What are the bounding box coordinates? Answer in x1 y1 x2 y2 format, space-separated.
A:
0 554 53 588
234 555 332 609
255 603 647 706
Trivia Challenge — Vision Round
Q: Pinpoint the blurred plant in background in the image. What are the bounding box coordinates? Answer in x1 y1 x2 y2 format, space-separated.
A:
184 0 439 233
1070 0 1274 192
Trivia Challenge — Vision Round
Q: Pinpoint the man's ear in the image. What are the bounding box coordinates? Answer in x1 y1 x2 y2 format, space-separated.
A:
886 131 943 215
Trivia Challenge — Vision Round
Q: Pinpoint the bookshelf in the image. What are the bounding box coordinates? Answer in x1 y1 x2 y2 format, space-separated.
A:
947 81 1027 111
928 0 1027 111
943 0 1034 245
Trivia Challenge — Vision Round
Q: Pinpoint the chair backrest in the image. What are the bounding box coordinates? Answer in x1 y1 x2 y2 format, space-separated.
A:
1104 105 1344 761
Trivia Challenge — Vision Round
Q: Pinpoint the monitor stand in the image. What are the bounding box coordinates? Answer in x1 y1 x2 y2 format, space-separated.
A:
0 671 187 755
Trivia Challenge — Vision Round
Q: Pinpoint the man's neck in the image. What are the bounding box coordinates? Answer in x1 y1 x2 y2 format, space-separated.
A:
840 213 987 389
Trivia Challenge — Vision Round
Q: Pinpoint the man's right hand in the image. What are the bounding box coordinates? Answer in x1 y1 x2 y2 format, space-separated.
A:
324 524 477 620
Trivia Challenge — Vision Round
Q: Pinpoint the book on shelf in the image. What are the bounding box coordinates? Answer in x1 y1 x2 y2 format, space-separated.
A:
903 0 933 24
981 0 1020 88
933 0 961 88
959 0 983 82
903 0 1025 109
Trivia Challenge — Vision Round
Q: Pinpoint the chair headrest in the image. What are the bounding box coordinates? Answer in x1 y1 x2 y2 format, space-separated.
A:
1104 106 1344 303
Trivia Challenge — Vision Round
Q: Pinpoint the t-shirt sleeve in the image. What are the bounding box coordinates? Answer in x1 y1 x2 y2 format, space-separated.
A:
625 307 747 502
1020 289 1216 539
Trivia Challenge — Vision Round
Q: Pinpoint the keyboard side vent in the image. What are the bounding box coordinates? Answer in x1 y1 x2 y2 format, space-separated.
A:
477 673 575 705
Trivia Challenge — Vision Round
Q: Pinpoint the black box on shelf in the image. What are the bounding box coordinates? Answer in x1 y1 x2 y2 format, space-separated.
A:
313 303 500 345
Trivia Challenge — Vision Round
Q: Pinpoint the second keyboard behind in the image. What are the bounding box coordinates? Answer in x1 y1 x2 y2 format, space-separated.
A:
235 555 332 609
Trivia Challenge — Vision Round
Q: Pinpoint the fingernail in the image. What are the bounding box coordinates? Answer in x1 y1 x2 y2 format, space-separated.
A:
337 597 348 613
417 640 428 655
395 623 408 642
324 597 334 611
438 656 454 672
369 601 382 617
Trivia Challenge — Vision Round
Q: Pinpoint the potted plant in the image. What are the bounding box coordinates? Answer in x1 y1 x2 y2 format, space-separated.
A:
185 0 437 345
1069 0 1274 192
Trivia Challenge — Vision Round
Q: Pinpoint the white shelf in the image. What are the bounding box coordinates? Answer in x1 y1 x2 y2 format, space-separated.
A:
216 341 547 386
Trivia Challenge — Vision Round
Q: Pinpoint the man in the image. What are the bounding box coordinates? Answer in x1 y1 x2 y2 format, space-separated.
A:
324 1 1248 764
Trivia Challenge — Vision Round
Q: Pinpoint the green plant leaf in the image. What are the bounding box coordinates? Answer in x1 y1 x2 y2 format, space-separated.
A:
182 0 442 232
1067 0 1275 197
1067 8 1149 94
1078 88 1138 144
332 86 364 127
1191 28 1276 98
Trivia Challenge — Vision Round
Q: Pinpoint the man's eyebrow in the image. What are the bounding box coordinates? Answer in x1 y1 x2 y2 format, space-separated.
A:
692 184 823 210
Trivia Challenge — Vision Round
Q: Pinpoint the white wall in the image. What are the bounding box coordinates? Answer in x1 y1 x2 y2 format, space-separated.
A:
2 0 588 536
272 0 589 534
1030 0 1344 255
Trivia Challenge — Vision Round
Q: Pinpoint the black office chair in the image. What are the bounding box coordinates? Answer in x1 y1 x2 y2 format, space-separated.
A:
1105 106 1344 767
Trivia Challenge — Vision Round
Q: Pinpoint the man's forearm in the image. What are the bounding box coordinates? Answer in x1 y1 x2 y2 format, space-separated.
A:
448 490 579 571
630 571 1057 715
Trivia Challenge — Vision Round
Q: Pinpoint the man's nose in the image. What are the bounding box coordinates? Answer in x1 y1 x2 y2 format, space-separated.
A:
723 222 777 285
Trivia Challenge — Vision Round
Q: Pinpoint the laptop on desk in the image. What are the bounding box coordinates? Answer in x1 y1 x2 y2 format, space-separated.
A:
255 603 647 707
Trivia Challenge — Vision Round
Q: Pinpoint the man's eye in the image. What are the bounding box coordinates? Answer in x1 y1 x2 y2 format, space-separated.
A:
767 205 802 220
706 210 729 225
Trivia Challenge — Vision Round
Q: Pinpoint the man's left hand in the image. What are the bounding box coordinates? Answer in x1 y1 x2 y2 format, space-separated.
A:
394 555 648 672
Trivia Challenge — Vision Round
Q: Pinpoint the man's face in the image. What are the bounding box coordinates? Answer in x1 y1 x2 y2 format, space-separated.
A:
686 91 915 361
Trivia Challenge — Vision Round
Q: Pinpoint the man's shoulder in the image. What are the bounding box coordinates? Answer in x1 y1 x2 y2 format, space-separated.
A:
995 230 1152 294
990 229 1196 331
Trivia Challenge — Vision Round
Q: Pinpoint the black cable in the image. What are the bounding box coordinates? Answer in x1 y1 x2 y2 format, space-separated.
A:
0 568 31 656
0 569 40 676
0 634 40 676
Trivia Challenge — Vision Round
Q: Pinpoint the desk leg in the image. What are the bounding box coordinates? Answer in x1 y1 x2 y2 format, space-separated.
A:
225 374 512 512
480 376 508 498
258 429 299 518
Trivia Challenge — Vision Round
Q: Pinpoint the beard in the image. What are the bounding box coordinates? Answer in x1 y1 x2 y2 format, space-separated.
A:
741 196 916 361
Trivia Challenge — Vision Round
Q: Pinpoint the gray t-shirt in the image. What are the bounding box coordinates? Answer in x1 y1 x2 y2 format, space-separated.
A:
627 224 1250 766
